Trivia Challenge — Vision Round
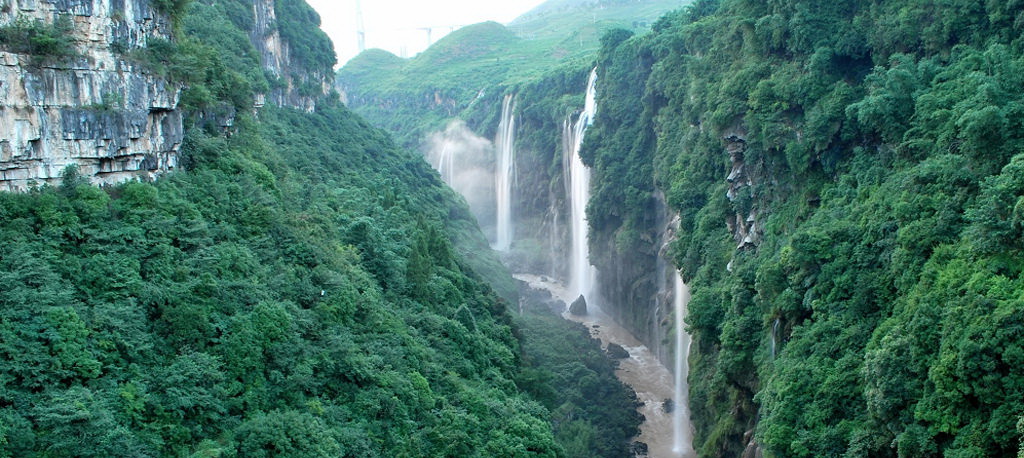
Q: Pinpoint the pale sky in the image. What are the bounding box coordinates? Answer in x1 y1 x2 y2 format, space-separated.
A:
305 0 549 68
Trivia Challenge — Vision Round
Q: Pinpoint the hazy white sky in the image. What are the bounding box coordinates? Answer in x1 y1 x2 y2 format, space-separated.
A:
305 0 548 68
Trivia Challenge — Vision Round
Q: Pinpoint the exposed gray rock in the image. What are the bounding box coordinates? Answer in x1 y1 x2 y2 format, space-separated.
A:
742 428 765 458
0 0 337 191
569 294 587 315
249 0 332 112
0 0 182 191
630 441 649 457
606 343 629 359
723 130 762 249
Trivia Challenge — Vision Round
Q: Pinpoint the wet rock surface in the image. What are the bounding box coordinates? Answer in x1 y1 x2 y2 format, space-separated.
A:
607 342 630 359
569 294 588 315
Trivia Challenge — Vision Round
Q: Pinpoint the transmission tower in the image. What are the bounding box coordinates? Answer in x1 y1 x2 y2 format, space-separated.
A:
418 27 433 46
355 0 366 52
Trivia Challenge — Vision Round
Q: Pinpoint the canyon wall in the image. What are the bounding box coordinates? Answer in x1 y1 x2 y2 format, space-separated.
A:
0 0 338 191
249 0 333 112
0 0 182 191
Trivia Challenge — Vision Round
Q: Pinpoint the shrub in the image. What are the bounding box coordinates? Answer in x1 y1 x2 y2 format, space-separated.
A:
0 15 76 62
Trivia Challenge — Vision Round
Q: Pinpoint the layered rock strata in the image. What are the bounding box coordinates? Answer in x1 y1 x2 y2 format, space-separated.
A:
0 0 182 191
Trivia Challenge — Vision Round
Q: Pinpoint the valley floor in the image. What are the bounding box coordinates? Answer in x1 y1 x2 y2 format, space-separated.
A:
516 274 694 458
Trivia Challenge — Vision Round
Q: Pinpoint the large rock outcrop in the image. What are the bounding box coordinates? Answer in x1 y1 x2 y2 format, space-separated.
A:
0 0 182 191
724 131 762 249
250 0 334 112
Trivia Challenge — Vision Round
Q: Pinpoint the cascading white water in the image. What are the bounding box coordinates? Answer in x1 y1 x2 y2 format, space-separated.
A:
564 68 599 302
771 317 780 359
494 94 516 252
435 143 454 184
673 272 696 457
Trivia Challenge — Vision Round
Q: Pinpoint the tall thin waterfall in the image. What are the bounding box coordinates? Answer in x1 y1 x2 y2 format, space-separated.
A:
436 143 455 184
771 317 781 359
673 272 696 456
494 94 516 251
564 68 599 302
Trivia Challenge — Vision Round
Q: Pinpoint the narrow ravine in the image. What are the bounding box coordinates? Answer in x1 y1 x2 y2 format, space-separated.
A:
516 274 692 458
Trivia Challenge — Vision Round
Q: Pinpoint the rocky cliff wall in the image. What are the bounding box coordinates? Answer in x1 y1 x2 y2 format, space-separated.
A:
591 189 674 365
249 0 333 112
0 0 182 191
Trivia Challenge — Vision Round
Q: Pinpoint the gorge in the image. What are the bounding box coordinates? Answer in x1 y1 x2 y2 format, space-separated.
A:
4 0 1024 456
409 59 696 455
339 0 1024 456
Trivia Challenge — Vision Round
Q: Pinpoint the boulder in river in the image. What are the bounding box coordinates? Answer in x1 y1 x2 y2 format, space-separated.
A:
606 343 630 359
663 398 675 414
569 295 587 315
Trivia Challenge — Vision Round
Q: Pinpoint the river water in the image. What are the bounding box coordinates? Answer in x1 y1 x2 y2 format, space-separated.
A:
515 274 694 458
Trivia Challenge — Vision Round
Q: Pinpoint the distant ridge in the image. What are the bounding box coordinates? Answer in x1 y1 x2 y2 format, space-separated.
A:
337 0 687 150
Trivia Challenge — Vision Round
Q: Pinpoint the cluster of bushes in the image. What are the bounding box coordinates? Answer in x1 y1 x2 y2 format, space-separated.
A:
0 15 76 62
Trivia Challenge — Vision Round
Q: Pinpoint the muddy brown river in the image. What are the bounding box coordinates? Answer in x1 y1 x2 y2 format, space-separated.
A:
515 274 696 458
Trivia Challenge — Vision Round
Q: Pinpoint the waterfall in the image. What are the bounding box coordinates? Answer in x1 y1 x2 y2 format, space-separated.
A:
771 317 780 359
435 143 454 184
673 272 695 456
427 121 498 242
564 68 599 303
494 94 516 252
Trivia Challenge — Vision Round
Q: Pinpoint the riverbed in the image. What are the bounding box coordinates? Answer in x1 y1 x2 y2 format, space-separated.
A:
515 274 695 458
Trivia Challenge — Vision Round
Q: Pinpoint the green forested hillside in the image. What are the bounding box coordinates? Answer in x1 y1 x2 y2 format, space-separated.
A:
584 0 1024 456
0 0 641 456
338 21 527 148
337 0 686 151
509 0 686 57
0 103 556 457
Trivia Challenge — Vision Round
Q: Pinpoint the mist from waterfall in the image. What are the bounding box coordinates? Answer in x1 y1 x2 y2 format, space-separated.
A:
673 272 696 457
494 94 516 252
427 120 497 239
563 68 599 303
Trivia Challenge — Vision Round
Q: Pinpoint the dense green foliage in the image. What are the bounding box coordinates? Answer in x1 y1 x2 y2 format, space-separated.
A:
0 0 647 455
150 0 192 25
337 0 684 152
129 1 269 111
0 15 76 62
130 0 336 112
515 296 643 457
584 0 1024 456
273 0 335 78
0 98 569 456
0 106 556 456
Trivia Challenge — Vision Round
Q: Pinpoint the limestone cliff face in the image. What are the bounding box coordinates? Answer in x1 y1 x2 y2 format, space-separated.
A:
591 191 674 366
590 130 768 365
250 0 332 112
0 0 182 191
724 131 762 249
